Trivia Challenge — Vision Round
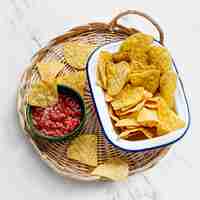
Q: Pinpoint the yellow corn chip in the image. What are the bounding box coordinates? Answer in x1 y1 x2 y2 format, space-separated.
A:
129 60 159 73
115 118 139 127
105 93 113 102
67 134 97 167
96 65 104 88
111 86 145 110
107 61 130 96
129 69 160 94
137 107 159 127
160 71 177 108
27 80 58 108
119 112 139 120
119 127 154 139
37 60 65 81
144 90 153 99
144 101 158 109
91 158 128 181
116 100 145 116
96 51 112 89
120 33 153 52
112 51 130 63
119 129 142 139
64 42 95 69
144 97 159 109
56 71 86 96
108 105 119 122
148 46 172 74
157 97 185 135
129 47 148 64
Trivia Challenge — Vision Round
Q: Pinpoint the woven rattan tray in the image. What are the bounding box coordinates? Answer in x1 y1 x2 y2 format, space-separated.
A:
17 10 170 181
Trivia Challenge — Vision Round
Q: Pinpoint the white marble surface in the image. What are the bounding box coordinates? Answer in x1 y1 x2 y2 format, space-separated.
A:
0 0 199 199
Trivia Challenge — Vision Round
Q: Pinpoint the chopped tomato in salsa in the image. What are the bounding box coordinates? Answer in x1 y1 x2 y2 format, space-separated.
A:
32 94 81 136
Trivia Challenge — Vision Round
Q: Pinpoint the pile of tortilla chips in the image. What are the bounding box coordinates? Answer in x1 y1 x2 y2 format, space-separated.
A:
27 60 84 108
96 33 185 140
27 41 95 107
67 134 129 181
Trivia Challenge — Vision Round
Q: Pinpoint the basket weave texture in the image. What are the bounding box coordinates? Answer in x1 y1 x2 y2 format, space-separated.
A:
17 10 170 181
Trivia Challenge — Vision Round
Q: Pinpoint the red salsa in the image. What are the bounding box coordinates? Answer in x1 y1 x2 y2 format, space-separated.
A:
32 94 82 137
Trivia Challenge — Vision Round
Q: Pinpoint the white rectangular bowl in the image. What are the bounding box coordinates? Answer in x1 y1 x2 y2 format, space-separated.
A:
86 41 190 152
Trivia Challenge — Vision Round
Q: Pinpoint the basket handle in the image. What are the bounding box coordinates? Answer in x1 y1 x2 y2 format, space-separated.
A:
109 10 164 45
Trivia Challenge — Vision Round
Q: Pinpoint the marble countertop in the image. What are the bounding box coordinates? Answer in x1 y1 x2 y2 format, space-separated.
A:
0 0 199 199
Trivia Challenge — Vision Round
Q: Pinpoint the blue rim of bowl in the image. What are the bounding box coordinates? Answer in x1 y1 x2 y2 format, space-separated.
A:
86 40 191 152
26 85 86 141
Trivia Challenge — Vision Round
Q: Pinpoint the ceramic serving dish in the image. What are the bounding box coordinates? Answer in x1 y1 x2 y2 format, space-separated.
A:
87 40 190 152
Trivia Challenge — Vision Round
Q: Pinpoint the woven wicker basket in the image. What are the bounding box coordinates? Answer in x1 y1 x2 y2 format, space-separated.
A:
17 10 170 181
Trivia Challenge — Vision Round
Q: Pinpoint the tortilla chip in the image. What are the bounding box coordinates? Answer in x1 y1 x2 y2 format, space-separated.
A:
148 46 172 74
108 105 119 122
67 134 97 167
37 60 65 81
119 127 155 139
96 65 104 88
144 101 158 109
128 60 159 73
105 93 113 102
144 90 153 99
129 47 149 64
119 112 139 120
120 33 153 52
129 69 160 94
160 71 177 108
107 61 130 96
112 51 130 63
27 80 58 108
137 107 159 127
96 51 112 89
91 158 128 181
111 86 145 110
115 118 139 127
144 97 159 109
64 42 95 69
56 71 86 96
157 97 185 135
116 100 145 116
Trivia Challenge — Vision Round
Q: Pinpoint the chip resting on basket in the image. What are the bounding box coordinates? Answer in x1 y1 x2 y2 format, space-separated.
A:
96 51 112 89
129 69 160 94
107 61 130 96
64 42 95 70
160 71 177 109
157 97 185 135
91 158 128 181
111 86 145 110
148 46 172 74
27 80 58 108
56 71 86 96
37 60 65 81
67 134 97 167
